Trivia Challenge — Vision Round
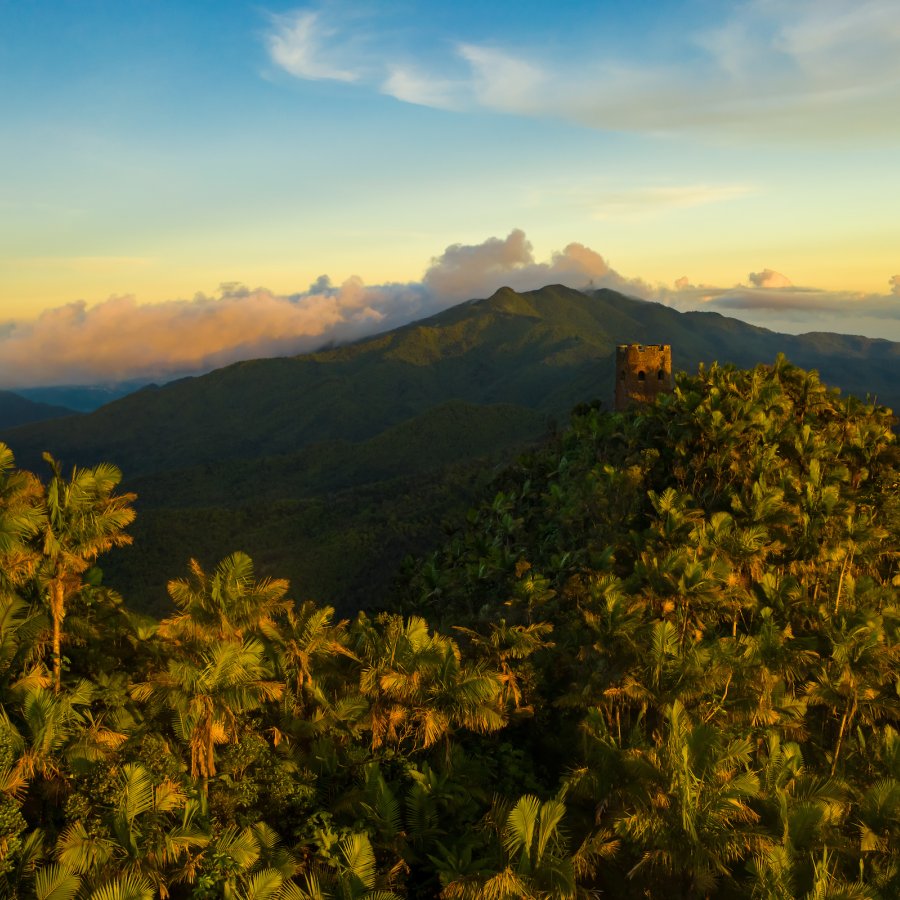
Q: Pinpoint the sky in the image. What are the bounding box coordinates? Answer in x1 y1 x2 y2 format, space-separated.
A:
1 0 899 387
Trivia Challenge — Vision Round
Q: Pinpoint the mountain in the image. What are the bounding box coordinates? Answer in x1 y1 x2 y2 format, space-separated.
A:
2 285 896 614
0 391 78 429
15 381 151 412
4 286 896 476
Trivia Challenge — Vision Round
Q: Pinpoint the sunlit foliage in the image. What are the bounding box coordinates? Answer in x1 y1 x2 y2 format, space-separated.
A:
0 357 897 898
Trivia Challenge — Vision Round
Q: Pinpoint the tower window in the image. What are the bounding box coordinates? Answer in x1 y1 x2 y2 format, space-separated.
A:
658 369 666 380
620 370 626 381
637 370 646 381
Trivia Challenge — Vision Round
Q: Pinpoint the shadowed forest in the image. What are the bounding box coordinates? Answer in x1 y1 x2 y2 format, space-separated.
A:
1 358 898 899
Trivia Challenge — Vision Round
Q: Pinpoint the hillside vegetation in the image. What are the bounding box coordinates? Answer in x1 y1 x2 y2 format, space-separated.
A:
0 358 898 898
3 285 896 617
0 392 77 430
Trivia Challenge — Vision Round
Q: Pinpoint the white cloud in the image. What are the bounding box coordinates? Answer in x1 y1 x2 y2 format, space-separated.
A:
890 274 900 296
265 2 900 138
381 65 462 110
421 229 645 302
657 270 900 339
456 44 545 114
266 10 359 82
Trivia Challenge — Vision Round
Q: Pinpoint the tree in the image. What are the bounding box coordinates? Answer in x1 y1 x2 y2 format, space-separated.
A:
37 455 135 694
133 638 283 789
437 794 578 900
160 552 291 648
349 614 504 751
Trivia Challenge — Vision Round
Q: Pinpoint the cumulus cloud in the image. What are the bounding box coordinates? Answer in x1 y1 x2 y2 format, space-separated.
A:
0 231 639 388
748 269 794 289
421 229 648 303
0 284 414 388
266 1 900 139
3 234 898 389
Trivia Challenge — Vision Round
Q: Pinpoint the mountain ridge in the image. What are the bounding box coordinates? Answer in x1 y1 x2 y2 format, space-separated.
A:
0 391 78 429
4 284 895 477
2 284 896 614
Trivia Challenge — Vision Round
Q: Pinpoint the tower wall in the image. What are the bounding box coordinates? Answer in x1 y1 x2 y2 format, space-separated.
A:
614 344 673 410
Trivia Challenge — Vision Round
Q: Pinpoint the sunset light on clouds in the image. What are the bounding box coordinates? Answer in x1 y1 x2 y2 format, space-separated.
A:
1 0 898 386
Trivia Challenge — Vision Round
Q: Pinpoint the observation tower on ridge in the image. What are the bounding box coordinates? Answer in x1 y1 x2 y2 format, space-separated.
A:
614 344 674 411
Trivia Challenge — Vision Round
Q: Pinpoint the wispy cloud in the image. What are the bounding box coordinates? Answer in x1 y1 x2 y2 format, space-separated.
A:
266 9 360 82
660 270 900 337
265 1 900 138
381 65 462 110
590 184 754 220
456 44 545 114
2 230 898 388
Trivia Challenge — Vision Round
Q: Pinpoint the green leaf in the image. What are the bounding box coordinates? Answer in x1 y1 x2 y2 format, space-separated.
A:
34 863 81 900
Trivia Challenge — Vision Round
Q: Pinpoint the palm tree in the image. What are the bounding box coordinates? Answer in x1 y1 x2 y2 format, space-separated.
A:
271 600 353 718
52 762 207 897
806 609 900 775
133 638 283 789
292 832 400 900
36 454 135 694
350 614 504 751
0 443 43 596
453 620 553 713
160 552 291 648
614 701 766 897
437 794 578 900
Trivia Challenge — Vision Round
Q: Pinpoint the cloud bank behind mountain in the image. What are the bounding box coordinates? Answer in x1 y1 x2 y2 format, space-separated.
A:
1 230 898 388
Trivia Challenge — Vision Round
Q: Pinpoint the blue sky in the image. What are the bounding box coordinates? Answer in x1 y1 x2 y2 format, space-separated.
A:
1 1 899 386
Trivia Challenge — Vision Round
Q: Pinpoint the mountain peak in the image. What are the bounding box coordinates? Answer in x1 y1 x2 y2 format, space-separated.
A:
482 285 541 318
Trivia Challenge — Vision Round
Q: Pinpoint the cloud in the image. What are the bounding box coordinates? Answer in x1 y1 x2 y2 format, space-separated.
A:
381 65 462 110
3 236 899 389
656 273 900 339
266 2 900 139
590 184 754 220
421 229 647 303
748 269 793 289
456 44 545 114
266 10 359 82
0 231 639 388
890 275 900 296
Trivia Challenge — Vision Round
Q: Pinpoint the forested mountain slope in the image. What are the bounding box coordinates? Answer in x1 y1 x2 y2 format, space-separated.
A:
0 359 897 899
2 285 896 614
3 285 897 477
0 390 77 429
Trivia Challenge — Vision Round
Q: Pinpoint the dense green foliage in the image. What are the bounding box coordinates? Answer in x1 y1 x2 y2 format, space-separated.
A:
0 357 898 898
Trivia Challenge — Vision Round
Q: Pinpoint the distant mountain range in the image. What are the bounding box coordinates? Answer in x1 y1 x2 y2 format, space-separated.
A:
0 391 77 430
2 285 897 614
15 382 151 413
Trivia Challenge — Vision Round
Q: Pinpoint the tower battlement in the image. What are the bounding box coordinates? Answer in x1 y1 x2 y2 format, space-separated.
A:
614 344 673 410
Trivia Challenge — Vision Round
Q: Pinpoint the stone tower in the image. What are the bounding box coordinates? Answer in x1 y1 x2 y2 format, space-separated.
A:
614 344 673 411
